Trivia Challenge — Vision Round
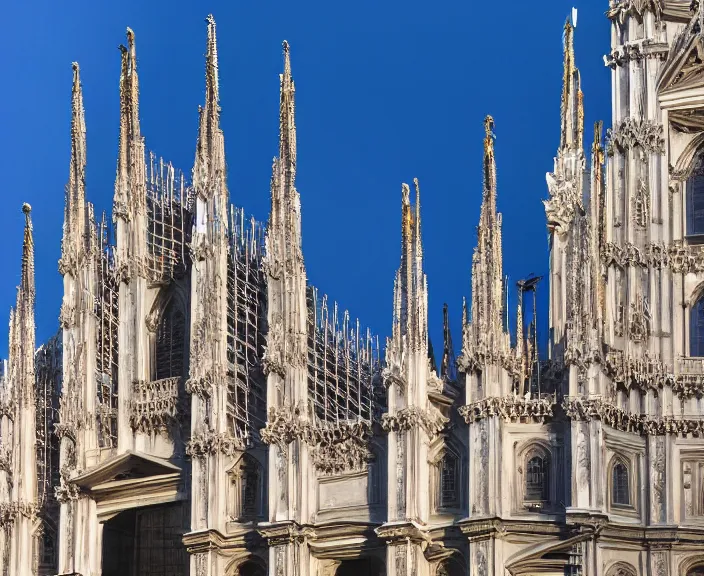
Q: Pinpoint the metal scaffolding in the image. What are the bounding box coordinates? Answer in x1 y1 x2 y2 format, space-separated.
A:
306 286 383 426
146 153 194 286
226 206 267 444
34 332 61 507
95 212 119 449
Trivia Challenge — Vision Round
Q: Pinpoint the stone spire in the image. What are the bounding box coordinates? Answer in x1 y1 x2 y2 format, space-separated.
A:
589 121 605 331
61 63 87 271
389 179 428 358
2 204 38 576
265 40 303 270
114 27 145 219
19 204 35 311
560 15 583 153
463 116 505 359
193 14 228 221
280 40 296 194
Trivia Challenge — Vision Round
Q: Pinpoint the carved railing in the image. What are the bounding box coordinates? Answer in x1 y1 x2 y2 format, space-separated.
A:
677 356 704 376
130 377 181 434
675 357 704 398
458 394 556 424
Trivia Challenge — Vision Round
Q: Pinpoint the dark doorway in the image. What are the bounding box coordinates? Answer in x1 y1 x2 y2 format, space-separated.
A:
335 558 385 576
238 559 267 576
101 502 188 576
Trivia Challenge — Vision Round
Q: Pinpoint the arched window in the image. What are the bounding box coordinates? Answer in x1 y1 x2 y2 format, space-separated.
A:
612 461 630 506
525 454 549 502
689 566 704 576
691 294 704 357
39 527 56 570
688 167 704 237
154 298 185 380
227 453 263 521
439 449 460 509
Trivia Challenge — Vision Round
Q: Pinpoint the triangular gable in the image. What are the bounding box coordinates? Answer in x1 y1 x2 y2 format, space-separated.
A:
72 450 181 490
504 533 589 576
658 12 704 93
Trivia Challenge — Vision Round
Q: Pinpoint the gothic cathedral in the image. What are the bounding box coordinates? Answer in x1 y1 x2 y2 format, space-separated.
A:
2 2 704 576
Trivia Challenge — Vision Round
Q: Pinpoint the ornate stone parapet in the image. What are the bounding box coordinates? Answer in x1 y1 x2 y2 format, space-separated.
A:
563 395 704 436
605 349 674 391
130 377 181 434
380 406 448 438
675 357 704 398
309 429 375 475
604 40 669 68
563 395 643 433
606 117 665 155
605 0 663 23
601 240 704 274
456 341 518 378
458 394 557 425
261 404 379 474
185 429 247 458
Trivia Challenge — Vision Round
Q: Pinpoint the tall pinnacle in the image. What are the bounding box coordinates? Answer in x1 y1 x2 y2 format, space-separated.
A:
20 204 35 306
205 14 220 115
114 27 143 215
560 17 583 152
279 40 297 192
193 14 227 212
63 63 87 265
392 180 427 353
468 116 504 349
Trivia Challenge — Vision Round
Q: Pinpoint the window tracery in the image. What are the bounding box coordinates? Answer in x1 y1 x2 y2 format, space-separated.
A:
612 459 630 506
517 442 552 511
439 447 460 510
525 454 549 502
687 155 704 237
691 291 704 357
227 453 264 522
154 296 186 381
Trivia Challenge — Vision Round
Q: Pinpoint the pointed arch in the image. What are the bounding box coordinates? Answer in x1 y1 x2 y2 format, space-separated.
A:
680 554 704 576
609 455 631 507
605 561 637 576
226 452 265 522
515 439 554 510
147 287 189 381
429 434 464 513
690 282 704 357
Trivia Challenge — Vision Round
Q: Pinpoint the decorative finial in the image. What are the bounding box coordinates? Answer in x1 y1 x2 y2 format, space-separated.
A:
22 203 31 216
484 115 495 138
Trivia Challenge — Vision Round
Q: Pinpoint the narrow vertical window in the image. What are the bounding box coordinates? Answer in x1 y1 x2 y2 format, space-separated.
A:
688 168 704 237
439 450 459 509
612 461 630 506
525 455 548 501
155 300 185 380
691 295 704 357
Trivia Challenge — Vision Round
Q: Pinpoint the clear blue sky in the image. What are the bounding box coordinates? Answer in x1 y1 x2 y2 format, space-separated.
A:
0 0 611 358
